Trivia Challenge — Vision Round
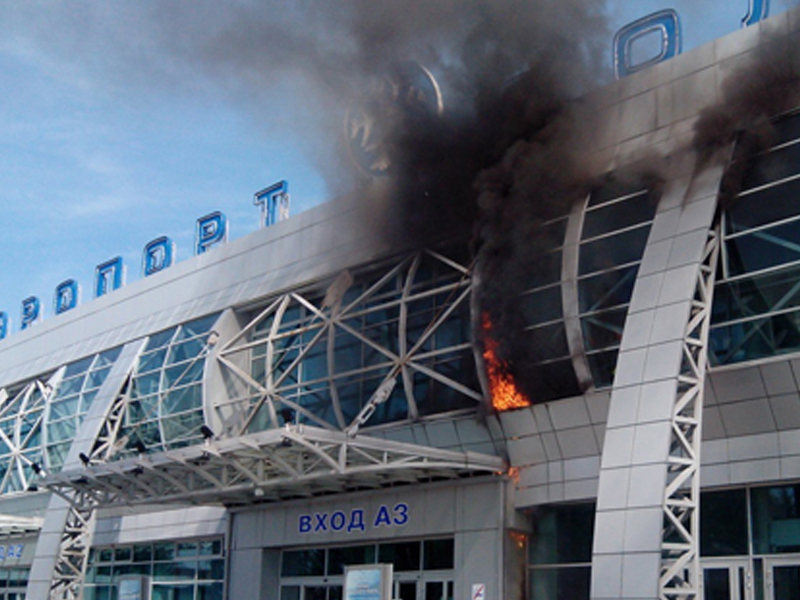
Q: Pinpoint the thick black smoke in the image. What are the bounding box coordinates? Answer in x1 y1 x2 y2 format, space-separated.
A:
2 1 614 402
693 32 800 207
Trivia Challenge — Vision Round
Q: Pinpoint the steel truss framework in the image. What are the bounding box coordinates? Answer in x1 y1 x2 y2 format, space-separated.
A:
659 225 720 600
41 425 504 507
49 492 94 600
0 377 57 494
213 250 480 438
36 249 501 597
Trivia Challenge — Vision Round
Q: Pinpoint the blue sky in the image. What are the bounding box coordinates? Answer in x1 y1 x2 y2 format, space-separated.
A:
0 0 795 338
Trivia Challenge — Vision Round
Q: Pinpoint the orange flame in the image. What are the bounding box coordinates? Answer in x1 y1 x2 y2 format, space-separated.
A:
482 313 531 411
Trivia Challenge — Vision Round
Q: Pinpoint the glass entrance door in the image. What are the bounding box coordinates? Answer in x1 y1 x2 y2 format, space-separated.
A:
764 558 800 600
391 577 454 600
702 560 752 600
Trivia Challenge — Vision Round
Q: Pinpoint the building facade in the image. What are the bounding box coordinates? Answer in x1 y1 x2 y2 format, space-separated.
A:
1 7 800 600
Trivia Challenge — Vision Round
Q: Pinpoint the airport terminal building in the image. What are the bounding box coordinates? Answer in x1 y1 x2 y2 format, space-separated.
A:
3 7 800 600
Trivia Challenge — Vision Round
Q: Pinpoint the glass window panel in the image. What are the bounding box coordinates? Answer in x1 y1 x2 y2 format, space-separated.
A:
133 372 162 397
56 376 85 397
178 314 219 340
773 113 800 145
522 250 562 290
741 140 800 190
177 542 198 557
301 343 329 382
728 177 800 233
162 412 205 443
146 329 177 352
153 560 196 581
529 566 590 600
47 442 70 470
710 309 800 365
582 190 655 239
530 503 594 565
774 565 800 600
305 587 328 600
168 338 206 365
578 226 651 276
378 541 420 571
327 545 376 575
138 348 168 374
88 366 112 389
587 175 649 207
81 389 99 413
586 349 619 389
198 582 224 600
520 286 562 327
49 398 79 420
424 539 454 570
526 323 570 363
578 266 638 314
199 539 222 556
152 584 194 600
96 346 122 367
113 563 147 577
726 221 800 276
533 360 582 400
581 308 627 352
281 586 301 600
86 585 114 600
47 419 77 442
88 565 112 584
133 544 153 562
63 356 93 378
700 489 748 557
197 559 225 580
751 484 800 554
163 386 203 415
154 543 176 561
251 358 266 384
281 549 325 577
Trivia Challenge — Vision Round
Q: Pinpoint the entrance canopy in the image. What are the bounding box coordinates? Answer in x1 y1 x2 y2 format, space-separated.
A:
0 514 42 536
40 425 505 508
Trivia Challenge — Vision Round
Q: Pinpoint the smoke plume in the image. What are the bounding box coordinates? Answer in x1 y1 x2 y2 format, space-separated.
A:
693 32 800 207
2 1 615 402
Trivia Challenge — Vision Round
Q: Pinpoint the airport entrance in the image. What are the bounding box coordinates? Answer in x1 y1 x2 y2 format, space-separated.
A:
763 558 800 600
701 560 752 600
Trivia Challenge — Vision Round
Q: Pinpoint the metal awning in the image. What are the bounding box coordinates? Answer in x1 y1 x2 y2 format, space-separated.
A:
0 514 43 536
40 425 506 508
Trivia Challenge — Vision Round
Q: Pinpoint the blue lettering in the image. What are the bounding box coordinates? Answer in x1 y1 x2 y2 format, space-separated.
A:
143 236 175 276
94 257 125 298
54 279 80 314
314 513 329 532
742 0 769 27
195 211 228 255
0 545 6 560
254 180 290 227
330 511 346 531
374 505 392 528
299 515 312 533
0 312 7 340
613 9 682 79
348 509 366 532
393 503 409 526
21 296 41 330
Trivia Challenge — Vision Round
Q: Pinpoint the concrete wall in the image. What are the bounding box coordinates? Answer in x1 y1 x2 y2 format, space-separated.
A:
230 479 508 600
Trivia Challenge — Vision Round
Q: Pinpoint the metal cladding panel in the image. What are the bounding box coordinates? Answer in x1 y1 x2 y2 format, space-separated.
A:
0 194 393 388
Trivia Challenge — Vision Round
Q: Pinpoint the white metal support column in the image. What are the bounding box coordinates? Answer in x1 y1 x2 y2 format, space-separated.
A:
26 340 146 600
659 226 719 599
591 154 727 600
